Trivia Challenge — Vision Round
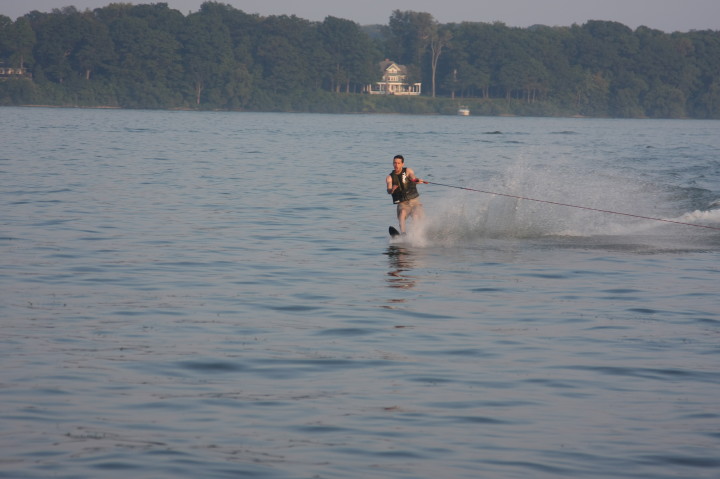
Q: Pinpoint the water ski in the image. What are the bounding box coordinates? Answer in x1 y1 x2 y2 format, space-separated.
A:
389 226 401 238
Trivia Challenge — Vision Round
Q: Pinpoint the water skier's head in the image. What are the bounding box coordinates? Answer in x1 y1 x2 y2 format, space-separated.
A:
393 154 405 173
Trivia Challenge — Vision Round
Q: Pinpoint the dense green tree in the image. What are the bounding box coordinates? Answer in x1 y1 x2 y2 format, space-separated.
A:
686 30 720 118
634 27 696 92
610 72 648 117
107 13 183 106
0 15 16 65
71 15 114 80
0 2 718 117
387 10 436 82
573 21 639 73
198 3 260 108
524 25 574 101
181 10 234 105
0 17 36 69
30 8 84 83
254 15 325 96
578 71 611 116
644 83 686 118
442 22 498 98
319 16 378 93
492 26 535 100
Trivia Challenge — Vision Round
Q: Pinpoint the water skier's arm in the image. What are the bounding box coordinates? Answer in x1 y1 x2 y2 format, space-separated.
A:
406 168 427 184
387 175 397 194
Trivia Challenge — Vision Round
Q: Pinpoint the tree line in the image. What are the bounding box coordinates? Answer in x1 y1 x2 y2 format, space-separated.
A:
0 2 719 118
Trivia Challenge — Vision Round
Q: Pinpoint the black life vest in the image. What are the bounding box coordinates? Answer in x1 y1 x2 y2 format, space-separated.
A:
389 167 420 204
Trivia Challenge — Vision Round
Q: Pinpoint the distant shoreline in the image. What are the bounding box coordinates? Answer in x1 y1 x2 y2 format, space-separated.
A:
5 104 700 120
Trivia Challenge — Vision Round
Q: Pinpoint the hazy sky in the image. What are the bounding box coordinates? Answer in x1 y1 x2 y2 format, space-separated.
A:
2 0 719 32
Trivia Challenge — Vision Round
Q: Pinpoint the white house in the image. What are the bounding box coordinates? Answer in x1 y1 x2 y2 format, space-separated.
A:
365 60 421 96
0 66 29 79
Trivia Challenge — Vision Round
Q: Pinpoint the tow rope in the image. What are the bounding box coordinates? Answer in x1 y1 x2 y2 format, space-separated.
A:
421 180 720 232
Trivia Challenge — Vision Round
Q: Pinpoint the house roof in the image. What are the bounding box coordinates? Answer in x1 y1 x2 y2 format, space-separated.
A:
379 60 407 75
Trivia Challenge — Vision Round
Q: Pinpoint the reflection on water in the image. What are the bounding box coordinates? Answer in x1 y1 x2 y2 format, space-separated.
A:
385 245 416 292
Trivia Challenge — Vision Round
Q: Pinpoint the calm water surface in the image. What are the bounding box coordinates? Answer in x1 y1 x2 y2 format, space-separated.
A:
1 108 719 478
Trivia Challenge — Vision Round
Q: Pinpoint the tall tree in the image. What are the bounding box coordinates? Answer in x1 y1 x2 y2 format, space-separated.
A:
181 10 234 105
2 17 36 69
31 8 85 84
71 14 115 80
254 15 324 95
107 12 183 106
319 16 377 93
428 23 451 97
387 10 436 88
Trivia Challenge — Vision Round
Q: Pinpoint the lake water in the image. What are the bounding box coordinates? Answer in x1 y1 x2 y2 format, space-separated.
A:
1 107 719 478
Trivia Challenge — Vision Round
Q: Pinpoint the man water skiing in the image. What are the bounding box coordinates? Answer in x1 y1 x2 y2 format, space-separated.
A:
386 154 427 234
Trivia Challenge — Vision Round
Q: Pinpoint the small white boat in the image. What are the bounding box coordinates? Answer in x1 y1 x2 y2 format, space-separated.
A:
457 106 470 116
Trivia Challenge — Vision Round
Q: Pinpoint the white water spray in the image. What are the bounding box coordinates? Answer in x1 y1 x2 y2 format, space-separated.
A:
405 157 720 249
